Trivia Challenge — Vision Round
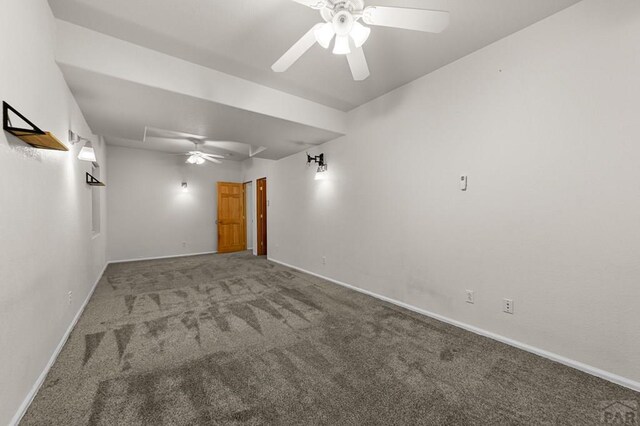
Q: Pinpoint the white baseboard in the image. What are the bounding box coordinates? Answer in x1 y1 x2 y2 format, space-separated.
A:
10 262 109 426
109 251 217 264
268 257 640 393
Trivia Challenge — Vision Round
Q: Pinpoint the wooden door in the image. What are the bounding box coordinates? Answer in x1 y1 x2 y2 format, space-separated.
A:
217 182 246 253
256 178 267 255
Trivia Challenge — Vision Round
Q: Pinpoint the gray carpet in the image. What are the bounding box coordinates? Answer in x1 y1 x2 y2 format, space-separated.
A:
22 252 638 425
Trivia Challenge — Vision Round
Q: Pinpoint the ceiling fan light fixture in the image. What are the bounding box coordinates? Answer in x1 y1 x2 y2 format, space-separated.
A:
314 22 335 49
333 34 351 55
186 155 197 164
350 21 371 48
273 1 450 80
195 156 206 165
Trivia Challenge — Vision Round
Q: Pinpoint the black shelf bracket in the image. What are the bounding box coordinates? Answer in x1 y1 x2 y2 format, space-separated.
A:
3 101 45 137
86 173 105 187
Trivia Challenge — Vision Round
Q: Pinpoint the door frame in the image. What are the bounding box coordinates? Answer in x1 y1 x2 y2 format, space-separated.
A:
256 177 267 256
243 181 252 251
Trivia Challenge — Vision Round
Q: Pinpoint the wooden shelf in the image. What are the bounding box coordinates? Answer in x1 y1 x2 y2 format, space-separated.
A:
11 130 68 151
2 101 68 151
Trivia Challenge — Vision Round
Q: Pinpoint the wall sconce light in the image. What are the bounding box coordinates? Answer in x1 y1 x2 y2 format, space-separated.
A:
69 130 97 162
181 182 188 192
307 153 327 178
78 142 96 162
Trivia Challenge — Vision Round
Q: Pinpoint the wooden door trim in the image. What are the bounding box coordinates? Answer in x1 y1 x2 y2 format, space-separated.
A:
242 182 251 251
256 178 267 256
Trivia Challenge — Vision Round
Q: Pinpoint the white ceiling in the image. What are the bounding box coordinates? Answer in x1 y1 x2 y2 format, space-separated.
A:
59 64 340 160
49 0 580 111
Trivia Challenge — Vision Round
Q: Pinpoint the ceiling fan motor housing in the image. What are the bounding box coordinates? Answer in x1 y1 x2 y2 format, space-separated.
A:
321 0 365 22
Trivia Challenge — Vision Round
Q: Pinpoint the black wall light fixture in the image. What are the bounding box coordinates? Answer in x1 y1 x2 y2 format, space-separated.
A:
307 152 327 173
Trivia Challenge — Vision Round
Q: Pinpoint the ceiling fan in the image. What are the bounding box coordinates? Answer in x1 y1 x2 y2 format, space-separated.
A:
144 127 266 158
272 0 450 81
178 142 224 165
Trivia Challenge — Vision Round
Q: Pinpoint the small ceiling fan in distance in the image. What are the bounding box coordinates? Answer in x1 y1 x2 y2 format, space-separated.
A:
144 127 264 159
178 142 224 165
272 0 450 81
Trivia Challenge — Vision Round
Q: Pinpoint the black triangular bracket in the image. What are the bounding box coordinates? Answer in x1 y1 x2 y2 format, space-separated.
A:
86 173 105 187
3 101 45 137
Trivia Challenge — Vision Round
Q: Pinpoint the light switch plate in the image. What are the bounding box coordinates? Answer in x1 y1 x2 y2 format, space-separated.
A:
460 175 468 191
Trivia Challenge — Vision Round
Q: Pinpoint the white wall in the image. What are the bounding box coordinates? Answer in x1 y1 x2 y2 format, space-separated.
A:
0 1 108 423
241 158 274 255
269 0 640 387
107 146 242 261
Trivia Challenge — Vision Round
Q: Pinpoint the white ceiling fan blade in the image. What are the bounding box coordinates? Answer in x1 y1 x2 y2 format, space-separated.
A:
363 6 450 33
346 47 370 81
201 153 225 159
202 156 222 164
144 126 206 142
250 146 267 157
152 135 203 142
291 0 326 9
272 24 322 72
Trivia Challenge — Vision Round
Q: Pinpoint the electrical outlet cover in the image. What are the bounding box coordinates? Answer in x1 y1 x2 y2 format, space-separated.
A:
503 298 514 314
